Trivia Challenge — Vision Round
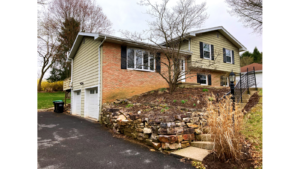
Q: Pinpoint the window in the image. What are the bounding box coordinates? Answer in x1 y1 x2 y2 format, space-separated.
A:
76 91 80 95
225 49 232 63
127 48 155 71
203 43 211 59
199 74 207 85
220 76 228 86
90 90 94 94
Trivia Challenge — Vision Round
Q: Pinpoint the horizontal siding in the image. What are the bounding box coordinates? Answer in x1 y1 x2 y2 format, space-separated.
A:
190 31 240 73
73 37 100 116
180 40 189 51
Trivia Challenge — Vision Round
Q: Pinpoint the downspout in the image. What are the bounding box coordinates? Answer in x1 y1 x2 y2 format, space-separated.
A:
98 36 106 121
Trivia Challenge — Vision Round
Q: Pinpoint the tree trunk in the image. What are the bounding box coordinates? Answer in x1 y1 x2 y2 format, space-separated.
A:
38 72 45 91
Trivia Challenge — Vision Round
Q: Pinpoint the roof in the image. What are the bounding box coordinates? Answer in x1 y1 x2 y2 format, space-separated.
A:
160 26 247 52
241 63 262 72
67 32 193 59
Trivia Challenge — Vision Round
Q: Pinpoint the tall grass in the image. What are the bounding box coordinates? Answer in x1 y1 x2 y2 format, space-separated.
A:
206 95 244 162
37 80 63 91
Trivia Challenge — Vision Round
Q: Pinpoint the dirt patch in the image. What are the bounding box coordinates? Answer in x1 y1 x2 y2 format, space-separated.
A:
128 87 230 110
243 92 261 112
202 153 254 169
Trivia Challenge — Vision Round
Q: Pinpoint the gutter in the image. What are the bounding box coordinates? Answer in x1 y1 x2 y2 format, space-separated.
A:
97 36 106 121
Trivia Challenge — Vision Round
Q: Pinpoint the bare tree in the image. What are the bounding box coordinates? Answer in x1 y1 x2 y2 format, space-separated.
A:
240 56 253 67
37 11 59 91
226 0 262 34
48 0 113 34
121 0 209 93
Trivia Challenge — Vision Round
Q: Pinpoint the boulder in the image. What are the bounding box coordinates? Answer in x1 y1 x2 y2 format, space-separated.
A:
158 135 178 143
143 128 152 134
152 142 161 150
162 143 181 150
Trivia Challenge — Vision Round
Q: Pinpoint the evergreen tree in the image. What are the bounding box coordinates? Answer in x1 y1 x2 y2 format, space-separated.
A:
252 47 262 63
48 17 80 81
240 51 252 58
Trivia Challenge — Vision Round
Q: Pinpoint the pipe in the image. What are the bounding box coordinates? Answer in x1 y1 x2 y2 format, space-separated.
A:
97 36 106 121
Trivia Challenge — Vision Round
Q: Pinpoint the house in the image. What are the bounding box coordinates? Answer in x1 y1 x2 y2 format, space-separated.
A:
64 26 246 120
236 63 263 88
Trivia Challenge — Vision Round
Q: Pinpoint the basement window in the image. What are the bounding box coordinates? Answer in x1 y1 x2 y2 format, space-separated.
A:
127 48 155 72
199 74 207 85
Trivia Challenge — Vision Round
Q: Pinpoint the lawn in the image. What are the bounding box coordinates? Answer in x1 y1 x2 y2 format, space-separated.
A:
242 89 263 168
38 91 70 109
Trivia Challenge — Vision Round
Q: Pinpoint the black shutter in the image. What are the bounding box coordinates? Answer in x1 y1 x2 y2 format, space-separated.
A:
121 46 127 69
211 45 214 60
232 50 235 64
200 42 203 58
223 48 226 63
208 74 211 85
197 74 200 83
156 53 161 73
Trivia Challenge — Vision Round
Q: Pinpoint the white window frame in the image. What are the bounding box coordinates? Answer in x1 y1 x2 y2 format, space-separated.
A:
225 49 232 64
127 48 156 72
199 74 208 85
203 43 211 60
221 76 229 87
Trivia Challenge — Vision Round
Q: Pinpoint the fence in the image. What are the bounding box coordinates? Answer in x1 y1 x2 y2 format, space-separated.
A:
234 67 257 103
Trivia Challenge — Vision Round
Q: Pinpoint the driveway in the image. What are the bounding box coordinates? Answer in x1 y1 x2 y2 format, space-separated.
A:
38 112 193 169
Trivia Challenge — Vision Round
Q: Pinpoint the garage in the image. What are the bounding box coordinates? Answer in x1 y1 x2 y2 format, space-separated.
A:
72 90 81 115
85 87 99 119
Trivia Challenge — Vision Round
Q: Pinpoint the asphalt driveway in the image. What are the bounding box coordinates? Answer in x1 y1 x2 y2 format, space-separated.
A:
38 112 193 169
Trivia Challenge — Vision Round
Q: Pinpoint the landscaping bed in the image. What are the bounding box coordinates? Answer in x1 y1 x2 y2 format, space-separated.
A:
127 87 230 110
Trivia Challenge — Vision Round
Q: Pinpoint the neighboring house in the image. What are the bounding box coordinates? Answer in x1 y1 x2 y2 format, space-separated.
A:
236 63 263 88
64 26 246 120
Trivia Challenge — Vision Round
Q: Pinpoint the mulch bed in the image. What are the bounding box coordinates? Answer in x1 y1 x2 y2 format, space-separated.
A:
128 87 230 110
202 153 254 169
243 92 261 112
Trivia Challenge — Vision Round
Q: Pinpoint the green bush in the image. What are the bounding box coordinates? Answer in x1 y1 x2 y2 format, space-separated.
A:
193 103 196 106
202 88 209 92
181 100 186 104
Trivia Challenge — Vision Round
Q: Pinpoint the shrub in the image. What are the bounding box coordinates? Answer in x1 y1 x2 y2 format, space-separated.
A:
37 80 63 91
193 103 196 106
202 88 208 92
173 100 177 103
181 100 186 104
207 96 244 162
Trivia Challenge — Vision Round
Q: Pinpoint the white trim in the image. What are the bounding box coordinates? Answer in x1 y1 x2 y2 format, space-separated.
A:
188 39 191 51
97 37 106 121
225 48 233 64
84 86 99 120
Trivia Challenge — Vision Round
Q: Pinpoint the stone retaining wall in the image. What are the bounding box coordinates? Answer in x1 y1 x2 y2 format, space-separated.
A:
101 107 208 150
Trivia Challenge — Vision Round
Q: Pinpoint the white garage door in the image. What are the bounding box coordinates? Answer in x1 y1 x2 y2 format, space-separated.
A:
73 90 81 115
85 88 99 119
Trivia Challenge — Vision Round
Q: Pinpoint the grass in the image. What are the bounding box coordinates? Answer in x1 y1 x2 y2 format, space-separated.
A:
38 92 70 109
241 89 263 168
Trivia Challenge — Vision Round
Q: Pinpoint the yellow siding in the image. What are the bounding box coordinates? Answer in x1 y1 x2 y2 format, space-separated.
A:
73 37 100 116
180 40 189 51
190 31 240 73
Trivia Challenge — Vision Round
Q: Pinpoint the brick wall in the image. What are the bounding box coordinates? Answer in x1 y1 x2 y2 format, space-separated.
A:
102 42 169 103
185 70 229 87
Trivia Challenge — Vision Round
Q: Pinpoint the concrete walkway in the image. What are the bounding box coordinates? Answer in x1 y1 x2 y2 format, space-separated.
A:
38 112 193 169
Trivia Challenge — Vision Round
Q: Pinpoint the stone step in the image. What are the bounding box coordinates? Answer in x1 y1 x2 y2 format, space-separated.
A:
200 134 212 141
191 141 214 150
236 103 247 109
171 147 210 161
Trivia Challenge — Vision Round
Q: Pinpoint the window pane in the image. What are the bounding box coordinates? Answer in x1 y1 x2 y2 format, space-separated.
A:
227 56 231 63
136 50 143 69
200 75 206 84
127 49 134 68
204 51 210 58
226 49 231 56
203 43 210 51
150 55 154 70
143 52 148 70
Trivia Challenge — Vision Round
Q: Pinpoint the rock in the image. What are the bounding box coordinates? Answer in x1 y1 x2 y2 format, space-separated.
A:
187 123 199 128
182 134 195 141
167 128 176 135
177 135 183 143
145 139 153 146
152 142 161 150
158 135 178 143
143 128 152 134
150 149 155 152
136 128 143 133
162 143 181 150
181 142 190 148
158 128 168 135
150 133 159 142
194 129 202 135
138 111 141 114
175 127 183 134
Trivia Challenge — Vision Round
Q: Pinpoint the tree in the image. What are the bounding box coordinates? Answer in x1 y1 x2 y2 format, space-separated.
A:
240 51 252 58
48 17 80 81
48 0 113 34
240 56 253 67
252 47 262 63
121 0 210 93
226 0 262 34
37 11 59 91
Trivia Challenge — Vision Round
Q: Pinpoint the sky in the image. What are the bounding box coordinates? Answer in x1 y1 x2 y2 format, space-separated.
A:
39 0 262 79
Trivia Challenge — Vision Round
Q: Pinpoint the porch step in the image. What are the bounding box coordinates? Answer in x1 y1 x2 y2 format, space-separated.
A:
200 134 212 141
191 141 214 150
171 147 210 161
237 103 247 109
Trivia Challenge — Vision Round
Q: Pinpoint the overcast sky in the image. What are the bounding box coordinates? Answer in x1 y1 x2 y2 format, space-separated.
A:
39 0 262 79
